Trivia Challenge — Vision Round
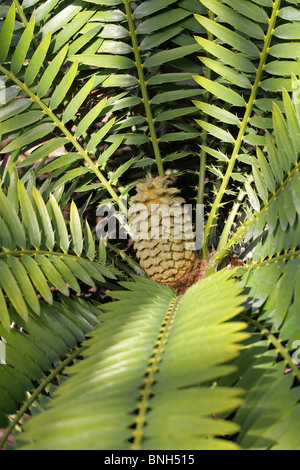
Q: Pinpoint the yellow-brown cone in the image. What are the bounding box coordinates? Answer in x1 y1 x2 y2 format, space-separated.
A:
129 177 203 290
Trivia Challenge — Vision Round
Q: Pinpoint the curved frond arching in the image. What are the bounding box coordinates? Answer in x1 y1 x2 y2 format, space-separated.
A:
17 271 248 450
193 0 300 256
0 297 101 433
219 320 300 451
210 81 300 268
0 0 206 200
235 361 300 451
195 0 297 149
62 0 206 172
0 3 127 206
0 173 118 330
208 82 300 337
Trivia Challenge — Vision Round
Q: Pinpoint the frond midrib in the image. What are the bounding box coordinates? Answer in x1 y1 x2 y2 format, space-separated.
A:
0 63 126 213
202 0 282 258
0 248 97 262
0 345 85 450
130 292 179 450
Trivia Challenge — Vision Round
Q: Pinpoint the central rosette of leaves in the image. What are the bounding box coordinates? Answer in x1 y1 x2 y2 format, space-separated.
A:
129 177 203 291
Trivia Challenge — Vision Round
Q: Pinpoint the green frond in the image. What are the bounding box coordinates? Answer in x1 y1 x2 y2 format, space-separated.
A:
17 271 248 450
0 297 101 434
244 92 300 244
55 0 205 170
0 5 127 207
220 323 300 450
194 0 269 146
211 82 300 266
195 0 300 255
0 0 300 452
237 252 300 342
0 0 208 195
0 174 118 330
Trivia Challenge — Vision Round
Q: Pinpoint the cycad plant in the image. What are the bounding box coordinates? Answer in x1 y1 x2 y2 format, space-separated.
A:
0 0 300 450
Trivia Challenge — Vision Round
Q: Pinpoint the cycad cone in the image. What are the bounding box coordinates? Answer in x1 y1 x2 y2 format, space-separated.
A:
130 177 200 291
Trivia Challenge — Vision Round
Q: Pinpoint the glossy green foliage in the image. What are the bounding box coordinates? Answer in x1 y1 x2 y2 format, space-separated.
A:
0 297 101 428
0 0 299 453
0 172 117 330
242 84 300 250
220 332 300 450
18 272 248 450
0 0 207 192
194 0 299 150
